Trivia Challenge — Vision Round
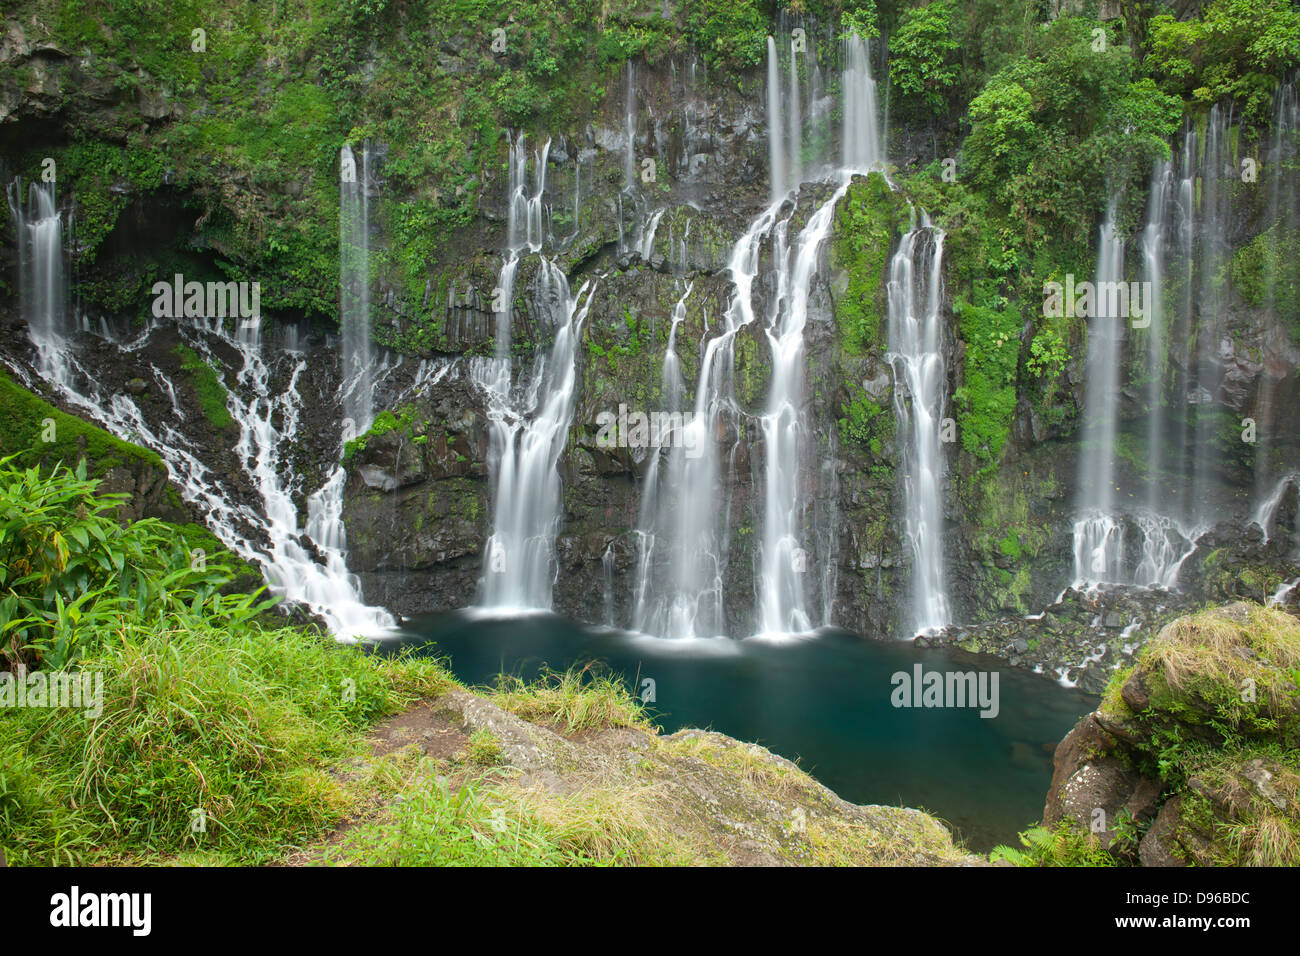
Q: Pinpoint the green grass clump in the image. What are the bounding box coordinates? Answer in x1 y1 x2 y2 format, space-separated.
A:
0 455 452 864
0 617 450 865
323 774 603 867
174 345 234 431
489 664 653 734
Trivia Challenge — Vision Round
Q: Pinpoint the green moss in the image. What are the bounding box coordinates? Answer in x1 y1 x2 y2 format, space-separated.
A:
997 533 1021 560
0 371 163 477
832 174 902 357
1231 224 1300 344
951 296 1020 461
174 345 235 431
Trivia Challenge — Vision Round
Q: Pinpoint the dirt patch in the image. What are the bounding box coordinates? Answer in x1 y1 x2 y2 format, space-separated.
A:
367 700 469 761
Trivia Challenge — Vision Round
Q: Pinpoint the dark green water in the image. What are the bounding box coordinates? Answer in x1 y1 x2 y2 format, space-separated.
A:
379 611 1096 851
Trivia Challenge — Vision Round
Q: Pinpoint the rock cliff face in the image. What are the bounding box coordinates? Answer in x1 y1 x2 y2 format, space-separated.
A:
1 4 1297 669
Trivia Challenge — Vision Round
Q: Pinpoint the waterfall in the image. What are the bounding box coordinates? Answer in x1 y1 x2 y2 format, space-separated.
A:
632 283 693 634
1191 104 1233 524
887 217 951 634
767 37 787 201
1252 472 1300 546
339 143 374 436
842 32 883 172
787 45 803 191
1253 79 1300 510
476 263 594 611
1141 160 1171 520
633 27 886 638
6 171 391 636
624 62 637 189
1131 160 1201 588
1072 202 1127 586
476 137 595 611
756 181 852 635
6 179 71 382
631 205 782 637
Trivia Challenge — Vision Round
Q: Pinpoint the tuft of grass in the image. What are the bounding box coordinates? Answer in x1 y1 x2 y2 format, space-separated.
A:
489 664 653 734
498 777 709 866
0 618 451 865
322 771 601 867
465 728 502 766
1146 604 1300 702
174 345 235 431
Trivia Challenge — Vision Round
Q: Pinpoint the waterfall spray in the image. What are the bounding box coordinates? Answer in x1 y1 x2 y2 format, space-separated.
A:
339 143 374 436
6 179 71 382
887 216 951 634
1071 202 1126 586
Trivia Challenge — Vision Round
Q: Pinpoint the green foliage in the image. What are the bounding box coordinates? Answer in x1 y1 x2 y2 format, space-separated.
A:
889 0 961 117
341 405 426 464
1026 325 1068 380
833 173 902 355
990 820 1117 866
1148 0 1300 122
0 372 163 478
174 345 234 430
682 0 768 69
951 298 1021 460
962 17 1182 245
838 385 893 456
0 458 259 669
1232 224 1300 343
0 612 449 865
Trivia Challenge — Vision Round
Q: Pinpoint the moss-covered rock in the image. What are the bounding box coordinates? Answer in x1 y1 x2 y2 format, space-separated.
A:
1041 602 1300 866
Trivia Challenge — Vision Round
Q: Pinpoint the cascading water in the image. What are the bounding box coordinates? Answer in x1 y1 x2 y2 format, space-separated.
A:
475 137 596 611
1252 472 1300 546
887 217 951 634
841 32 882 173
339 142 374 436
1131 160 1202 588
1072 202 1127 586
632 25 888 638
6 179 70 382
631 205 783 637
1252 79 1299 513
767 37 787 202
1191 104 1234 524
5 170 392 636
756 181 851 635
476 262 594 611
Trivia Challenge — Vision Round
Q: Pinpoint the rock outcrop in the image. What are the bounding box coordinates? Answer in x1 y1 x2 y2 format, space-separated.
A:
1044 602 1300 866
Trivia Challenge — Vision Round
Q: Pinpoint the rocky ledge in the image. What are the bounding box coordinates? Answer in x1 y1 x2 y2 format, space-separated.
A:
1043 601 1300 866
294 685 981 867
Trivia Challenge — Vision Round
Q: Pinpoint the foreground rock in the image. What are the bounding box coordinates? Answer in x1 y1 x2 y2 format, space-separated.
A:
305 686 980 867
1044 602 1300 866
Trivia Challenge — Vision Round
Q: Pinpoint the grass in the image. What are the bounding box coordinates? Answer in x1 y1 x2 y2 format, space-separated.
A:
0 371 164 478
1143 604 1300 710
489 663 654 734
1033 602 1300 867
465 728 502 766
174 345 235 431
0 617 450 865
322 771 598 867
